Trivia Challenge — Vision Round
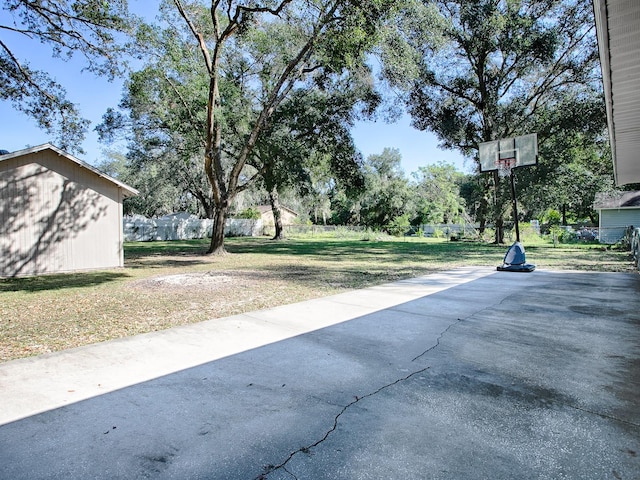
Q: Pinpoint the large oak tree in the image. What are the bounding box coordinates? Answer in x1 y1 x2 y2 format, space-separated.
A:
168 0 395 253
380 0 602 242
100 1 383 243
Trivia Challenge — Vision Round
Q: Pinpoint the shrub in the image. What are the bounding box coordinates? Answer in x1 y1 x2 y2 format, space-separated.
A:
558 228 577 243
236 207 261 220
432 227 444 238
545 209 562 226
517 224 544 244
386 214 411 237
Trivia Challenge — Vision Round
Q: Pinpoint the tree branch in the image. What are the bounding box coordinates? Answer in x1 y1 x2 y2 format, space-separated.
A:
173 0 213 74
161 72 206 145
228 0 342 192
0 39 57 102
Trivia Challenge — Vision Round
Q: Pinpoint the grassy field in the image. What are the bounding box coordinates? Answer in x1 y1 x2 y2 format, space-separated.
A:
0 235 635 362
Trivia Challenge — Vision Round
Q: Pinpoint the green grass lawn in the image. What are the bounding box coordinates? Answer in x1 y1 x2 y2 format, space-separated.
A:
0 235 635 362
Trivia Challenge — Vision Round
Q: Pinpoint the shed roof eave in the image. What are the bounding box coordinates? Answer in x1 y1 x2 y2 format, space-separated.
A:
0 143 139 197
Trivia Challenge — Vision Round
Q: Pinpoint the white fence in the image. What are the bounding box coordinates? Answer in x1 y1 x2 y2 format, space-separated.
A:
624 226 640 271
123 218 482 241
123 213 263 241
598 226 629 244
279 223 480 238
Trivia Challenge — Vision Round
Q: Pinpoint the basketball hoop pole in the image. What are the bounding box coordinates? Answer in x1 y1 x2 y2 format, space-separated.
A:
509 171 520 242
497 155 520 242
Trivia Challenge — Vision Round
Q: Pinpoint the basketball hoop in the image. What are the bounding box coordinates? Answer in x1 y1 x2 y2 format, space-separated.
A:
497 157 517 178
478 134 538 246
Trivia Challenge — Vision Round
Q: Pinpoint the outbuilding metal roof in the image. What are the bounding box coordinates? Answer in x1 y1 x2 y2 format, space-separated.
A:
594 190 640 209
0 143 139 198
593 0 640 186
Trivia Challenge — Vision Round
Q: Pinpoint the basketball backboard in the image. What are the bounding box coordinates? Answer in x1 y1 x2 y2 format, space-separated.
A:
479 133 538 174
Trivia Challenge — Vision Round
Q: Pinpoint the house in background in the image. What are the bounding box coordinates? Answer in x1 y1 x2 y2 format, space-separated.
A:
594 191 640 244
256 205 298 232
0 144 138 277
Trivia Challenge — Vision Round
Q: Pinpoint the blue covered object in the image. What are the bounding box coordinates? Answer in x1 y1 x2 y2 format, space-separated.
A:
497 241 535 272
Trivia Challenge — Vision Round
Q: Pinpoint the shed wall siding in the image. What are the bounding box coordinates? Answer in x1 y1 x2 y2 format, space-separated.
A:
598 208 640 243
0 150 124 277
260 209 297 226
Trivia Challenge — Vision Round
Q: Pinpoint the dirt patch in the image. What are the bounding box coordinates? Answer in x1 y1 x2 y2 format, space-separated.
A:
141 272 233 288
133 270 260 291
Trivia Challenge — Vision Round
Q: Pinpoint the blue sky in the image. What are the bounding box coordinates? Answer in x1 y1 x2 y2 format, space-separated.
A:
0 5 471 177
351 116 471 175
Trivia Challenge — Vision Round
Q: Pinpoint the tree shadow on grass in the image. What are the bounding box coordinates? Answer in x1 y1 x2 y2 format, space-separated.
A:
255 263 440 290
123 240 213 270
123 238 505 268
124 240 210 259
125 257 212 270
0 271 130 293
225 237 503 263
240 239 506 275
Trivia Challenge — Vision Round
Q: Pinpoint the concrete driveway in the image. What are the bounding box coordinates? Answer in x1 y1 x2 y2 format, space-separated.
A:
0 267 638 479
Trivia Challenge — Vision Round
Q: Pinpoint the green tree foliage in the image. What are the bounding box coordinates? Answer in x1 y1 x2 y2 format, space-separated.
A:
352 148 413 229
236 207 261 220
329 151 471 232
97 150 188 217
251 79 370 239
380 0 602 242
517 130 614 225
412 161 466 225
99 1 379 234
1 0 134 152
458 173 487 226
97 16 215 218
495 86 612 226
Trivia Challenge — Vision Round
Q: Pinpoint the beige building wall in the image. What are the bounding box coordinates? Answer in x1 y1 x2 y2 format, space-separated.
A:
259 206 298 227
1 149 126 277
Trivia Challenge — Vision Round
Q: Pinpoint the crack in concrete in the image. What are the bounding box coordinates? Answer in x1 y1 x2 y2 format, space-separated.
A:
255 317 462 480
565 403 640 429
411 317 463 362
257 365 433 479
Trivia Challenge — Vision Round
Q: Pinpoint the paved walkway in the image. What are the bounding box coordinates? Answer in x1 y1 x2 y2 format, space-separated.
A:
0 267 638 479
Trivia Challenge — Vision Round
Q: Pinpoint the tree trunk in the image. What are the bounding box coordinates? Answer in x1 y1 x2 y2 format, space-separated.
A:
479 216 487 234
476 174 492 235
269 188 284 240
208 205 227 254
194 189 215 219
204 203 215 220
495 215 505 244
477 195 488 234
